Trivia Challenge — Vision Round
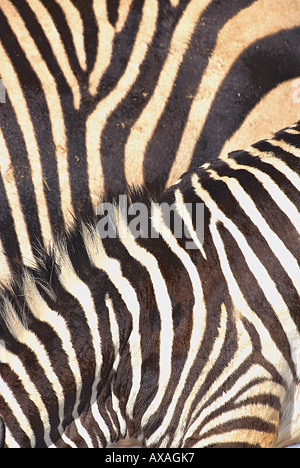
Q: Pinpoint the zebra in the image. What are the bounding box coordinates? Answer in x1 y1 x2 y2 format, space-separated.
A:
0 120 300 448
0 0 300 284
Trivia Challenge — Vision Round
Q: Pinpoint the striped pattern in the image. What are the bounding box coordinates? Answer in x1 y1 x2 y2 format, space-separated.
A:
0 120 299 447
0 0 300 283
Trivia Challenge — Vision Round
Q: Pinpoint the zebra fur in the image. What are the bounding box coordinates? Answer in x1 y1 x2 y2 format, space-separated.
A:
0 120 300 447
0 0 300 283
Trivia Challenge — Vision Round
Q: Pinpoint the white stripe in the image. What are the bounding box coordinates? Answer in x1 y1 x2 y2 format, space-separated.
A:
111 389 127 439
82 225 142 420
55 0 87 71
23 0 81 109
115 0 135 32
0 128 35 266
147 202 206 445
105 295 125 439
125 0 210 188
235 380 284 405
171 302 228 447
106 294 126 438
223 157 300 235
89 0 114 95
199 403 277 440
53 241 102 395
209 214 292 381
55 433 77 448
5 427 20 448
167 0 300 186
249 145 300 191
3 300 65 435
208 169 300 296
23 272 82 420
284 128 300 135
117 209 173 425
0 40 53 247
192 173 300 377
0 0 75 231
0 237 11 286
187 370 284 448
0 375 35 446
184 328 261 441
0 347 51 446
192 429 273 448
192 366 276 436
106 294 120 371
174 188 207 258
74 418 94 448
86 0 158 204
90 396 111 445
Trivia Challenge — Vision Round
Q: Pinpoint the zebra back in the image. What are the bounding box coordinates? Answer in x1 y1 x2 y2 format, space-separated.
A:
0 120 299 447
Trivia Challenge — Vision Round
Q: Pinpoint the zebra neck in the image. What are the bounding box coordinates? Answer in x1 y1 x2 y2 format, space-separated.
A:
0 222 136 446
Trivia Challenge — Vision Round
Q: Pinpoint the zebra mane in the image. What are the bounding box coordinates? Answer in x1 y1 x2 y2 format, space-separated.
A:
0 185 159 348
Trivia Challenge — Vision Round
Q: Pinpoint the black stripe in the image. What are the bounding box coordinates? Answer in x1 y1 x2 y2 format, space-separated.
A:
274 127 300 149
238 142 300 174
41 0 86 76
191 27 300 167
213 156 299 256
143 0 255 187
218 223 296 375
73 0 98 74
106 0 120 28
0 7 65 239
0 161 22 273
99 0 152 193
200 415 277 439
0 394 32 447
0 7 41 89
9 0 70 95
